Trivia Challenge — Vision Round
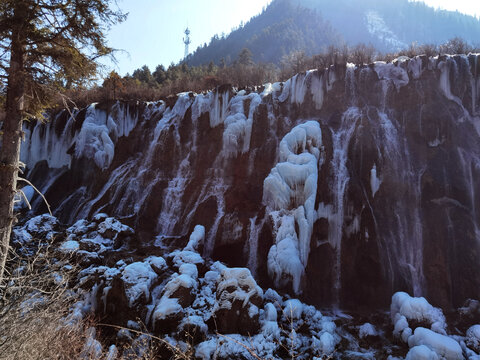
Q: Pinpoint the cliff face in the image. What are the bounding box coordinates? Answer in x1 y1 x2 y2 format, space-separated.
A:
21 54 480 310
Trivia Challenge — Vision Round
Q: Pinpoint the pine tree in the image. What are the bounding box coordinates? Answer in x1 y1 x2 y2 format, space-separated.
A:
0 0 125 283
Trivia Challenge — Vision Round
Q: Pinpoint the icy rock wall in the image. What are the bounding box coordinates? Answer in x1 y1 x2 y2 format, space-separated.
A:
21 54 480 309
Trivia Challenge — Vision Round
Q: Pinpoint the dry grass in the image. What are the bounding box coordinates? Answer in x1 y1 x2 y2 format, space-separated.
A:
0 238 89 360
0 234 195 360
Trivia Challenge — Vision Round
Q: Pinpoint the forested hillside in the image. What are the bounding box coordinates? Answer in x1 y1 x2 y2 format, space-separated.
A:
187 0 341 66
187 0 480 66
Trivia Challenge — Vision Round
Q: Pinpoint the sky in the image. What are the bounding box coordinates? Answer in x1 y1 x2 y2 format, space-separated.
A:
104 0 478 77
104 0 271 76
414 0 479 18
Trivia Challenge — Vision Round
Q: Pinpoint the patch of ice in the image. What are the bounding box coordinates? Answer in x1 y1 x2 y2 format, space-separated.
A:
209 89 230 127
318 332 336 355
75 105 115 170
97 217 131 236
264 303 277 322
162 273 197 298
262 82 282 97
215 267 263 310
179 263 198 279
145 256 167 273
14 185 34 210
25 214 58 234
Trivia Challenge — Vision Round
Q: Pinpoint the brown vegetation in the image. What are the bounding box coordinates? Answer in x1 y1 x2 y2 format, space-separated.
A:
48 37 479 110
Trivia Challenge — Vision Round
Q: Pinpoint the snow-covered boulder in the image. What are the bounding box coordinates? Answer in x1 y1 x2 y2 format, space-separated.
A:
359 323 378 339
391 292 447 342
178 315 208 344
122 261 158 308
213 266 264 335
161 272 198 307
408 327 463 360
466 325 480 353
405 345 440 360
152 296 184 333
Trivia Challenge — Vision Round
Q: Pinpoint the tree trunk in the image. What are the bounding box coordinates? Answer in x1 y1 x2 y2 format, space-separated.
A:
0 4 26 284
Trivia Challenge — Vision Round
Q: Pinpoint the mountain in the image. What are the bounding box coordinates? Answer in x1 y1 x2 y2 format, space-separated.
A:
187 0 480 66
187 0 341 66
299 0 480 51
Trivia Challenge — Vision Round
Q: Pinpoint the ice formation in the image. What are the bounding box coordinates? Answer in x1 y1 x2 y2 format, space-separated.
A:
374 61 409 90
264 121 323 293
14 185 34 210
184 224 205 251
21 101 138 171
370 164 381 198
222 92 262 157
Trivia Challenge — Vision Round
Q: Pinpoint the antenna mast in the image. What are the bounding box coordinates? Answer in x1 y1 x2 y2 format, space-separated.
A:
183 27 191 60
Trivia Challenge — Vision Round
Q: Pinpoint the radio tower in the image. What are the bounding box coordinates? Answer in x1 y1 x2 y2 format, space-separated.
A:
183 27 191 60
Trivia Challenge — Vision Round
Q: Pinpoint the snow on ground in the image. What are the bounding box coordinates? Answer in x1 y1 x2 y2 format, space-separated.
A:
11 214 480 360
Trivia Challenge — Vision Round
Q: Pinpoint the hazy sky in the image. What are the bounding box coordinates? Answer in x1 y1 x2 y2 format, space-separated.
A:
104 0 478 77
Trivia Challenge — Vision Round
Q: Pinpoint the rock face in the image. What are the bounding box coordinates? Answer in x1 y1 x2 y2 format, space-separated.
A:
21 54 480 310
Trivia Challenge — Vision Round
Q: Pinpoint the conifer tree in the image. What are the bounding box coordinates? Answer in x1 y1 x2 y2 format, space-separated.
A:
0 0 125 282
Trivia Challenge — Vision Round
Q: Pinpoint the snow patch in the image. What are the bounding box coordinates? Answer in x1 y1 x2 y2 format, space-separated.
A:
365 10 406 50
